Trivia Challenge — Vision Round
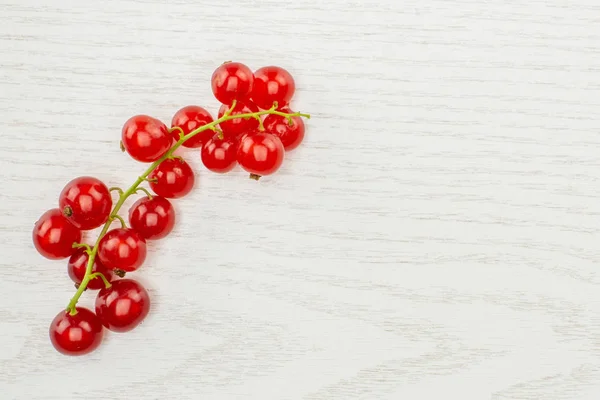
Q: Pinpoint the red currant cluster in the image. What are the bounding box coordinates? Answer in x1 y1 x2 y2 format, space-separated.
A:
31 62 310 356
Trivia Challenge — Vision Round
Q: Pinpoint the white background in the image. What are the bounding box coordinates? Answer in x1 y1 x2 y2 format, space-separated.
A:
1 0 600 399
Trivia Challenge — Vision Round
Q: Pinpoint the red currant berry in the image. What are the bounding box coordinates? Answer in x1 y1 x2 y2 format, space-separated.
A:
33 209 82 260
263 109 305 151
67 248 114 290
251 66 296 110
170 105 214 148
97 228 146 272
148 158 195 199
201 136 238 173
122 115 172 162
217 100 259 138
49 307 103 356
211 61 254 104
95 279 150 332
128 196 175 240
59 176 112 230
237 131 285 179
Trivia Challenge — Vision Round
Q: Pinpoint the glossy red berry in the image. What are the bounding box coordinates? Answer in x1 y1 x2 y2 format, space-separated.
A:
148 158 195 199
67 248 114 290
251 66 296 110
128 196 175 240
49 307 103 356
201 136 238 173
95 279 150 332
211 61 254 104
263 109 305 151
217 100 259 138
170 105 214 148
97 228 146 272
33 209 82 260
59 176 112 230
237 131 285 179
122 115 172 162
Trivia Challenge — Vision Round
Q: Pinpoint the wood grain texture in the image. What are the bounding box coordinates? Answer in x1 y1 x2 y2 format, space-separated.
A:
1 0 600 399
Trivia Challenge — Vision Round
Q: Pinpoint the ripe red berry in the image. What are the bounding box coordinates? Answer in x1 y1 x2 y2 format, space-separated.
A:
67 248 114 290
33 209 82 259
97 228 147 272
148 158 195 199
59 176 112 230
170 105 214 148
95 279 150 332
251 66 295 110
122 115 172 162
49 307 103 356
128 196 175 240
201 136 238 173
217 100 259 138
211 61 254 104
237 131 285 179
263 109 305 151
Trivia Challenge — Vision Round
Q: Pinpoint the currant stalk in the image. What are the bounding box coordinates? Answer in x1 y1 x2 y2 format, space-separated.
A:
66 101 310 314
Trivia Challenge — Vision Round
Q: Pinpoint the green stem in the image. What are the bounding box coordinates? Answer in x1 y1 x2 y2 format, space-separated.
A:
255 115 265 131
135 187 153 199
66 101 310 314
88 272 112 289
169 126 185 139
111 214 127 228
109 187 124 196
72 243 92 253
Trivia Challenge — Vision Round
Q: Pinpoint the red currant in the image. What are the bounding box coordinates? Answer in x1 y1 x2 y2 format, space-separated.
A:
122 115 172 162
237 131 285 179
128 196 175 240
49 307 103 356
97 228 147 272
201 136 238 173
67 248 114 290
251 66 296 110
211 61 254 104
33 209 82 259
170 105 214 148
95 279 150 332
148 158 195 199
263 108 305 151
59 176 112 230
217 100 259 138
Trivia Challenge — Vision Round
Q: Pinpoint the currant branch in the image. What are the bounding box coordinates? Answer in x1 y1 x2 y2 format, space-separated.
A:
32 62 309 355
65 101 310 315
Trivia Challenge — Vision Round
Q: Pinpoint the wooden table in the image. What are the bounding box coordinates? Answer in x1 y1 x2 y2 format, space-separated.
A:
1 0 599 399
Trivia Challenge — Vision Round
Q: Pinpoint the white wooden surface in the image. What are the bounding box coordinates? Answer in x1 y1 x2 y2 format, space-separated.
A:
1 0 600 399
